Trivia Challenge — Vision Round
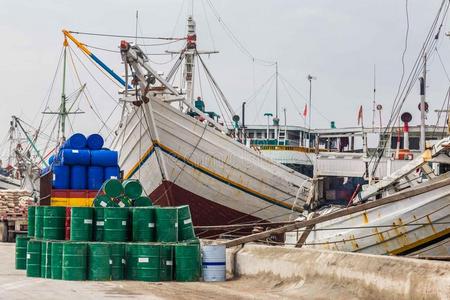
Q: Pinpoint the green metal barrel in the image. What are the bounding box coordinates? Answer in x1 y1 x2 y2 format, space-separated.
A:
70 207 93 241
43 206 66 240
103 179 124 198
15 235 29 270
131 207 155 242
159 244 174 281
133 196 152 207
51 241 64 279
177 205 195 241
34 206 45 239
27 206 35 238
110 243 126 280
26 240 41 278
117 195 132 208
155 207 178 242
104 208 129 242
175 243 201 282
88 242 111 281
123 179 143 199
62 242 88 281
94 207 105 241
93 194 115 208
126 243 160 281
40 241 52 278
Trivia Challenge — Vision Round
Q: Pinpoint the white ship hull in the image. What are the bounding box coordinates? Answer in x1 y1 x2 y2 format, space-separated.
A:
286 176 450 255
112 98 312 225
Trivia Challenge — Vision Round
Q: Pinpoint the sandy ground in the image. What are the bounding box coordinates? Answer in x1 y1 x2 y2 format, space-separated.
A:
0 243 361 300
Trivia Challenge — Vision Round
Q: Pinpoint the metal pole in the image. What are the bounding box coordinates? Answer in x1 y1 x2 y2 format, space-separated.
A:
419 53 427 152
242 102 246 128
60 39 68 140
275 63 279 120
308 75 312 147
372 64 376 132
275 62 279 143
242 102 246 143
283 107 287 145
266 115 270 141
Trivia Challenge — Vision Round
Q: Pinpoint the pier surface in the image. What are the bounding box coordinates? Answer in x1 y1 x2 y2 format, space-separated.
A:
0 242 359 300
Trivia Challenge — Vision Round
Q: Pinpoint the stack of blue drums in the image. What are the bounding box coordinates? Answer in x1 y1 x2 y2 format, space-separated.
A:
50 133 120 191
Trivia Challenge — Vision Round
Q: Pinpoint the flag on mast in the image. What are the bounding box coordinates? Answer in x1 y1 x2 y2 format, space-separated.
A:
303 104 308 118
357 105 363 126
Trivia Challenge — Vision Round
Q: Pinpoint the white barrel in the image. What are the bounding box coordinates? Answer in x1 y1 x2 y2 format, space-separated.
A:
201 244 226 282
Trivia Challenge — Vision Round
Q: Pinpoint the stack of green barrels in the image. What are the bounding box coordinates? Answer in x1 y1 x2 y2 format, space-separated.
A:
93 179 153 208
16 189 201 282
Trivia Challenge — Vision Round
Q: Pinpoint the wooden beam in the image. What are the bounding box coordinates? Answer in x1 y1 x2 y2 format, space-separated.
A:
295 213 318 248
222 175 450 248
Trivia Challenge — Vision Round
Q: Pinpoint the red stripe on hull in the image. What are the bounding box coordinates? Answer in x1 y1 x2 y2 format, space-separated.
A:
150 180 260 228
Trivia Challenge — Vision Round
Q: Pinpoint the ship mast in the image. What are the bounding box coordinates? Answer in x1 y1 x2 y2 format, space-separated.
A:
43 36 84 143
60 38 68 140
419 53 427 152
185 16 196 106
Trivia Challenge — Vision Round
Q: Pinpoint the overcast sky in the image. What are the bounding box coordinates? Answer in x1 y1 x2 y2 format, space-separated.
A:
1 0 449 156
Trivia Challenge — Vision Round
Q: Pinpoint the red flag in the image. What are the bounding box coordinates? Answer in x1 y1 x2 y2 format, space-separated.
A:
303 104 308 118
357 105 363 125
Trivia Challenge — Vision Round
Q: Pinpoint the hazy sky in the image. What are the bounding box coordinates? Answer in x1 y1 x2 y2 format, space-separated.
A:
1 0 449 156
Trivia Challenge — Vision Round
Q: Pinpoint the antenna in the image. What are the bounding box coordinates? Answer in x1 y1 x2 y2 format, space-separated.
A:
372 64 376 132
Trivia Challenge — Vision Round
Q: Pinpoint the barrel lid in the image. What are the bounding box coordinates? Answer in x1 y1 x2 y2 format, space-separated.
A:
67 133 87 149
123 179 143 199
87 134 104 150
133 196 153 207
103 179 124 198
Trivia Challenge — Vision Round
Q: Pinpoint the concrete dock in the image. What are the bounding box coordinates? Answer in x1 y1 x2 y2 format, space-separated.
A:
1 242 449 299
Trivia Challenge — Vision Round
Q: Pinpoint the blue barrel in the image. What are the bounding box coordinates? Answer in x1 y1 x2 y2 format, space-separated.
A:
88 166 104 190
48 155 55 166
91 150 118 167
71 166 87 190
104 166 120 180
87 134 104 150
53 165 70 189
61 149 90 165
66 133 87 149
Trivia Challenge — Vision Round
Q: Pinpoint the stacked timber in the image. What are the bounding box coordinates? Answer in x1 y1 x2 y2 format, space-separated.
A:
0 190 33 219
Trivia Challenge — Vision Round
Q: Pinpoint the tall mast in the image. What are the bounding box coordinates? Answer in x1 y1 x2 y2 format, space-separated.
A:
419 53 427 152
372 65 376 132
307 74 316 147
60 38 68 140
184 16 197 106
274 62 279 142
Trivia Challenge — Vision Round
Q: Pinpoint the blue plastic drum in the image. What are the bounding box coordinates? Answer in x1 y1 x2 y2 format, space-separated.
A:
87 134 104 150
71 165 87 190
61 149 91 165
104 166 120 180
66 133 87 149
88 166 104 190
53 165 70 189
90 150 118 167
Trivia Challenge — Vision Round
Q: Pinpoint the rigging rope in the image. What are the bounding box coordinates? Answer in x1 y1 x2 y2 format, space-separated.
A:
68 30 186 41
204 0 275 67
369 0 450 177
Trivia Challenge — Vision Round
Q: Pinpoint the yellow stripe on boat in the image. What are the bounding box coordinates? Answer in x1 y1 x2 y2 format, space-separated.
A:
125 141 300 211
